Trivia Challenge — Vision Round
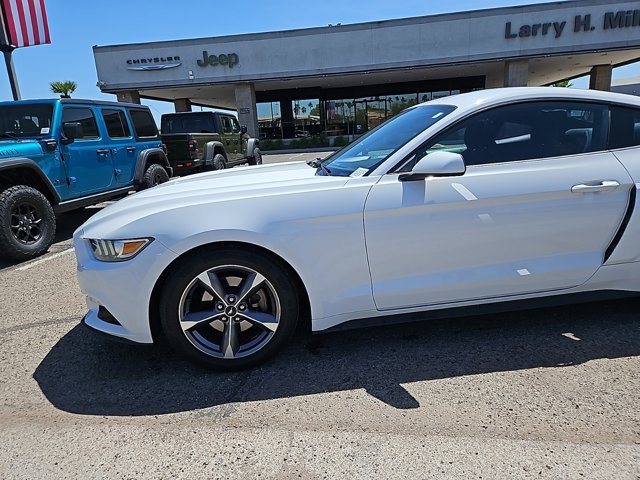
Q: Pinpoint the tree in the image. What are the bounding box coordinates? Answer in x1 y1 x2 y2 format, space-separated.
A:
50 80 77 98
552 80 573 88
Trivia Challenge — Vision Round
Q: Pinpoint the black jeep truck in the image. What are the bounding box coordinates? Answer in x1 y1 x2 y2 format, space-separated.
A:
160 111 262 175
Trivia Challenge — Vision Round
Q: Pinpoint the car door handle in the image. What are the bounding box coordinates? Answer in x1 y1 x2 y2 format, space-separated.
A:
571 180 620 193
126 146 136 152
96 149 109 155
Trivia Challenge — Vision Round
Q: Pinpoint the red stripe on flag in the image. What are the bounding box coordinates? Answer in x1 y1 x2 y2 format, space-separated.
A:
3 0 19 46
15 0 29 46
27 0 39 45
38 0 49 43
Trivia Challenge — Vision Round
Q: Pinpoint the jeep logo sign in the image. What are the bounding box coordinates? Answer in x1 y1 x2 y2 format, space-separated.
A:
197 51 239 68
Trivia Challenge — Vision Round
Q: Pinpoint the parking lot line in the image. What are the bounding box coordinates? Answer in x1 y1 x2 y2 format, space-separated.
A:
15 248 75 272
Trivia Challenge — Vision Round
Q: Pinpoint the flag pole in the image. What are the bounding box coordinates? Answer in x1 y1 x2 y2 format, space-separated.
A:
0 1 20 100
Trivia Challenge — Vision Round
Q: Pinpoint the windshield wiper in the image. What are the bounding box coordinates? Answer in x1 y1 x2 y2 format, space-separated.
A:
0 132 19 140
307 158 332 176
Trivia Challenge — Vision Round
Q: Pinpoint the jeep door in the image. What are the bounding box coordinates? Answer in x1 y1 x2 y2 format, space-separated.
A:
60 106 114 197
230 116 248 160
219 115 240 161
100 108 136 186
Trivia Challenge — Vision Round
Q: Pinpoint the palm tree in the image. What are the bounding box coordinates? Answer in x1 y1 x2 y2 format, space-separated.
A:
552 80 573 88
50 80 77 98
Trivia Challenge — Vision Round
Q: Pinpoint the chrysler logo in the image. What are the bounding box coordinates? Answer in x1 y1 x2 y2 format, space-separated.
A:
126 56 182 71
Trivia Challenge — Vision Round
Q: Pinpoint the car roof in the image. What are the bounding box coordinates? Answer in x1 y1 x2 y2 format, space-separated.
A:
425 87 640 110
0 98 149 109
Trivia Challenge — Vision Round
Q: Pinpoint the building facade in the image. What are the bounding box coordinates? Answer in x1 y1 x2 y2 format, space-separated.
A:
93 0 640 139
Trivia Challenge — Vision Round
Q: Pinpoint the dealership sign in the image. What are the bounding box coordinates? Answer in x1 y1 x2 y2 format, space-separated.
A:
197 51 239 68
126 56 182 70
504 9 640 39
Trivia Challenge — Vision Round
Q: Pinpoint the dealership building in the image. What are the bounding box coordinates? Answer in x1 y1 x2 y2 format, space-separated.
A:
93 0 640 140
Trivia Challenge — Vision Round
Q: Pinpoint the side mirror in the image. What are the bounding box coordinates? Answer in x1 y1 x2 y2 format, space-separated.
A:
61 122 83 144
399 151 466 181
240 125 247 134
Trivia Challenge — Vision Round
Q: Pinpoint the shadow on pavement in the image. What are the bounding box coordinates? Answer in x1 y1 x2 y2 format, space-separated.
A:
0 206 103 270
34 297 640 415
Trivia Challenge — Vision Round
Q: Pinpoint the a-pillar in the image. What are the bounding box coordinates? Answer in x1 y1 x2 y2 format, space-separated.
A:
503 59 529 87
116 90 140 104
174 98 192 112
234 83 259 139
589 65 612 91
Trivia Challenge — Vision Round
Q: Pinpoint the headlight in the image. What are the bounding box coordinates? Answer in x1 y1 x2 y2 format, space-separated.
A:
89 238 153 262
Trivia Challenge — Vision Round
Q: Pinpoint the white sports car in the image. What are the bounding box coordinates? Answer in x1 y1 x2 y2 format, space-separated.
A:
74 87 640 369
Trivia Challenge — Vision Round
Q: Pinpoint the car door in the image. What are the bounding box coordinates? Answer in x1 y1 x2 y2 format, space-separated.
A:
364 100 634 310
230 116 247 160
220 115 239 161
100 108 136 186
60 106 115 197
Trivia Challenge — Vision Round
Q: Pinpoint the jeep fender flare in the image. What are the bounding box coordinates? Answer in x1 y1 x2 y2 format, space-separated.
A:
0 157 61 204
203 141 226 166
134 148 172 183
247 139 260 159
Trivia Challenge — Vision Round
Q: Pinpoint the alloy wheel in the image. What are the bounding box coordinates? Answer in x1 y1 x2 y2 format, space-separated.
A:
178 265 281 359
10 202 42 245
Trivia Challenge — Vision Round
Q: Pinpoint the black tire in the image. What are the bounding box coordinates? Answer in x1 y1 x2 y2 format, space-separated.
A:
159 248 299 370
249 148 263 166
141 163 170 190
0 185 56 261
212 153 226 171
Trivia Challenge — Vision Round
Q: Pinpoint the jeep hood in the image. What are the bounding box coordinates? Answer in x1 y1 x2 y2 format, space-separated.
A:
78 161 351 239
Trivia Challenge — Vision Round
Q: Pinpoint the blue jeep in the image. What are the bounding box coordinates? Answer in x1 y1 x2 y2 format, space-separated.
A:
0 98 172 260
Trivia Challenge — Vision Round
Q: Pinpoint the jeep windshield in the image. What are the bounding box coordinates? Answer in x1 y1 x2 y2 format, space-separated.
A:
319 104 456 177
0 104 54 139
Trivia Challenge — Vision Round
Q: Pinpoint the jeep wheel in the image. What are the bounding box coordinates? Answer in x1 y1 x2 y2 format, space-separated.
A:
141 164 170 189
249 148 263 166
0 185 56 261
212 154 226 171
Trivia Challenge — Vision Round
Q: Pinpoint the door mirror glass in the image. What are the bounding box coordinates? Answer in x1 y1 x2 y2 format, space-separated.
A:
61 122 83 144
399 151 466 181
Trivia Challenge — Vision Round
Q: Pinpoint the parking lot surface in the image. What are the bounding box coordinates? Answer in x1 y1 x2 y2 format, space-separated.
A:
0 152 639 479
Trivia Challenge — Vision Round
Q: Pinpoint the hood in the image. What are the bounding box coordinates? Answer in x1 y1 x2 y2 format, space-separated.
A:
0 139 44 158
79 161 350 238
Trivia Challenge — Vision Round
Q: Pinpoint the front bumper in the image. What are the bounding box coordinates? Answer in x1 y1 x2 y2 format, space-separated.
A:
74 231 178 344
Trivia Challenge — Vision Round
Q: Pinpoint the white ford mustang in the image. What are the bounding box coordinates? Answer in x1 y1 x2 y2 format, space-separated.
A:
74 87 640 369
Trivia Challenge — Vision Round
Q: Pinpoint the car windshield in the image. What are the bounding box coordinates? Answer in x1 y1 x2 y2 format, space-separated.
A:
0 104 54 139
320 104 456 177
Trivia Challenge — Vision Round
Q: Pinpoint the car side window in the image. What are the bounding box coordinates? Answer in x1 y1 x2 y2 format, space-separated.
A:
101 109 131 138
230 117 241 134
420 101 608 167
129 109 158 138
62 107 99 140
610 106 640 149
221 116 233 134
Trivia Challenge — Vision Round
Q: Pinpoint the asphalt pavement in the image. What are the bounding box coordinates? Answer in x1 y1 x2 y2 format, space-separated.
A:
0 151 638 479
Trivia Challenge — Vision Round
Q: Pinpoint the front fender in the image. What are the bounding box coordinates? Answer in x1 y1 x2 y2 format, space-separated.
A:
0 157 61 203
247 139 259 158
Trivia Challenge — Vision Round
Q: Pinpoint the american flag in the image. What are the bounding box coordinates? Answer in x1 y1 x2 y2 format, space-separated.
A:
1 0 50 48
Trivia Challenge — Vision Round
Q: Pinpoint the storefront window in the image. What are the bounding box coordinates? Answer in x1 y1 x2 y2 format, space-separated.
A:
292 99 321 137
257 102 282 139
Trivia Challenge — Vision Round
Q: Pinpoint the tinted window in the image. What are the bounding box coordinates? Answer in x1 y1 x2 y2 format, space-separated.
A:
129 110 158 137
102 109 131 138
0 104 53 138
610 106 640 149
221 116 233 134
230 117 241 133
421 101 608 166
161 113 215 134
62 107 99 139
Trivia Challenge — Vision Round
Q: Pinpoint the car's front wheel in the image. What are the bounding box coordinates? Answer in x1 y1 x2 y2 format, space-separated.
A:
159 248 299 369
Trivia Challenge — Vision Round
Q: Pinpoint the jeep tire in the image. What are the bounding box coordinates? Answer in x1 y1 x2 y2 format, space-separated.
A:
212 154 226 171
141 163 170 189
249 148 263 166
0 185 56 261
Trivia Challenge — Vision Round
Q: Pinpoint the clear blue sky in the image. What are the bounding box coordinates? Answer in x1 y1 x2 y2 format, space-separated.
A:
1 0 638 121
